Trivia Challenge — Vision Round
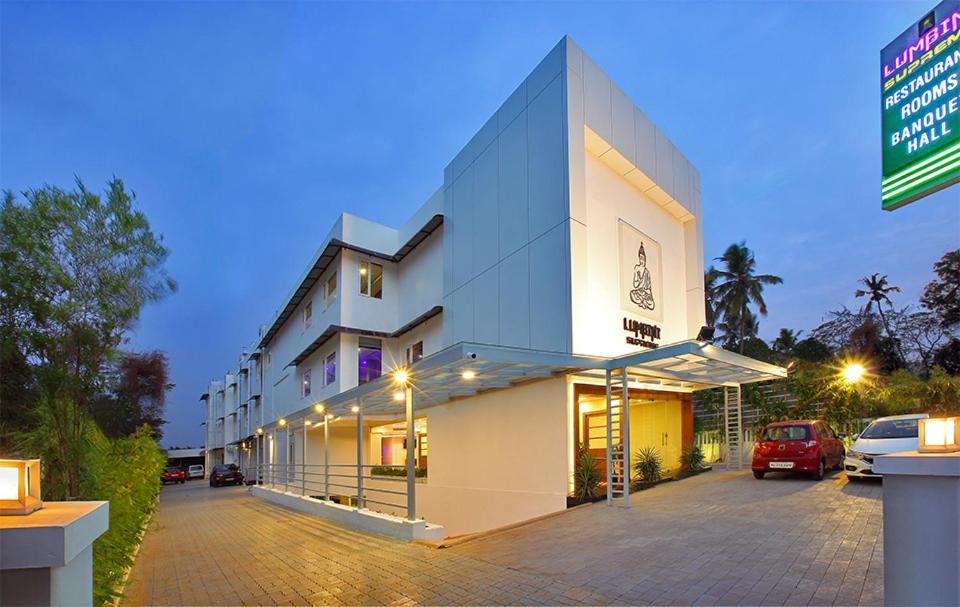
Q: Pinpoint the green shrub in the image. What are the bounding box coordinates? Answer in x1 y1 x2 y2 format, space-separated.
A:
633 446 663 484
370 465 427 478
680 445 706 472
84 424 165 606
572 446 603 500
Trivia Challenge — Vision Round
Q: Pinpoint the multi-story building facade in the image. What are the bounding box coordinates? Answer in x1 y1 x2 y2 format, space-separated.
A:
200 37 785 539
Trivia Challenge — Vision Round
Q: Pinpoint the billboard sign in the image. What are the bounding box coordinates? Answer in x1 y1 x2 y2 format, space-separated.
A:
881 0 960 210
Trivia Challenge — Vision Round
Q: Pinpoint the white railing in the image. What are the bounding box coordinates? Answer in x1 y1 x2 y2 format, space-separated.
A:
254 463 417 520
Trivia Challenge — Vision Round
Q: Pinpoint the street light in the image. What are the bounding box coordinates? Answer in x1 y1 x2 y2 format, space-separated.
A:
843 363 865 384
314 403 325 414
393 369 409 385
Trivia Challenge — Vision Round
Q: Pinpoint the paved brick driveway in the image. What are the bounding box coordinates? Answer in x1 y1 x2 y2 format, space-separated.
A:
122 469 882 606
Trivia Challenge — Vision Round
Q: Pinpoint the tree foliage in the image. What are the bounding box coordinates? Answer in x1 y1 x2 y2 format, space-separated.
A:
711 242 783 353
921 249 960 330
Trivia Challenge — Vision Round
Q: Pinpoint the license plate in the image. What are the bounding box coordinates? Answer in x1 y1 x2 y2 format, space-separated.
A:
769 461 794 469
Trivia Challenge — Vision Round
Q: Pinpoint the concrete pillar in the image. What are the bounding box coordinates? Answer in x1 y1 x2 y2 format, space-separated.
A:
874 452 960 607
405 385 416 521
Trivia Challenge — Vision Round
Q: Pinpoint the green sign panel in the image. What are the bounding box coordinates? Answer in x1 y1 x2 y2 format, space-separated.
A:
881 0 960 210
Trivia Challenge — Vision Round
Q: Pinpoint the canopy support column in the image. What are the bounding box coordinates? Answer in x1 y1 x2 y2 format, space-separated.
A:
605 369 613 506
356 402 364 509
724 384 743 470
323 414 330 500
405 385 417 521
621 367 630 508
301 422 308 496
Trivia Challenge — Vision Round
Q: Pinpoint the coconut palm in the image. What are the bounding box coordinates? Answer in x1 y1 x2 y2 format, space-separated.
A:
772 328 802 355
704 266 721 327
713 242 783 353
855 273 904 362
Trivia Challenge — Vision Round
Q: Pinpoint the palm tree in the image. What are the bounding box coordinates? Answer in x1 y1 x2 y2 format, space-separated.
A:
855 273 904 362
772 328 802 355
713 242 783 353
704 266 721 327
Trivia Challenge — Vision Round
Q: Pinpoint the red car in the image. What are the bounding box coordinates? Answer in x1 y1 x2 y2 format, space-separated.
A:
752 420 845 480
161 467 185 484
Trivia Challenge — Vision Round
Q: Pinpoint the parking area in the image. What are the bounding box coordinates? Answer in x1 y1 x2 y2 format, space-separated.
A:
122 469 882 606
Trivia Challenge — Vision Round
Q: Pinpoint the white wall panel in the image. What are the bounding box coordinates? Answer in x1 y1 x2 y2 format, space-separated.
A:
497 247 530 348
527 76 566 241
498 112 529 259
473 266 499 345
472 142 499 275
529 223 570 352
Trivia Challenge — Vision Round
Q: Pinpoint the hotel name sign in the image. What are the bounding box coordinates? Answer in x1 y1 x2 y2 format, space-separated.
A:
623 318 661 349
881 0 960 210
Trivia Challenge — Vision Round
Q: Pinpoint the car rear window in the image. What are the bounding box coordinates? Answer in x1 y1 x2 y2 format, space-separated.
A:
861 419 919 439
761 425 809 441
165 467 180 472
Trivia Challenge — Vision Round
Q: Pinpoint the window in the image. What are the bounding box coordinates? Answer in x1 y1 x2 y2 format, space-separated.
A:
324 352 336 386
761 425 809 441
358 337 382 385
323 273 337 309
301 369 312 398
406 341 423 365
303 301 312 328
359 261 383 299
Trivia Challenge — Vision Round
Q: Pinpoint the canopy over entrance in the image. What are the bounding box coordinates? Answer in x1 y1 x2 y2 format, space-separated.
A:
264 340 787 428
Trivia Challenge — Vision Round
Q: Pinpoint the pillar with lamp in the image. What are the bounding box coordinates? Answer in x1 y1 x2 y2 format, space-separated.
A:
0 458 109 607
874 413 960 607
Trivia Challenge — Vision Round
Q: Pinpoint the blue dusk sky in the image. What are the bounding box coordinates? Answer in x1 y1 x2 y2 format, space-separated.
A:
2 1 958 448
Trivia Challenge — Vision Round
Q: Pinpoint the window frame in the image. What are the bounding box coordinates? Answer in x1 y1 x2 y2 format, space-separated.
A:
324 351 336 387
303 300 313 329
301 369 312 398
358 260 383 300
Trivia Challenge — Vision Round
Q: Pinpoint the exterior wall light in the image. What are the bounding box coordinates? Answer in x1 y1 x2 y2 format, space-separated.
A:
278 418 287 427
842 363 865 384
918 417 960 453
0 459 42 516
351 405 360 414
462 370 476 380
393 391 404 401
314 403 325 413
393 369 409 384
256 427 264 435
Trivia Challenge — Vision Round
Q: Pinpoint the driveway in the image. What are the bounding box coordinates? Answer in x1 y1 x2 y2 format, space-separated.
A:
122 469 882 606
455 470 883 606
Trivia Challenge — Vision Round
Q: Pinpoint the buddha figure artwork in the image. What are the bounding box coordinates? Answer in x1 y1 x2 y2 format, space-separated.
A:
618 220 662 322
630 244 655 311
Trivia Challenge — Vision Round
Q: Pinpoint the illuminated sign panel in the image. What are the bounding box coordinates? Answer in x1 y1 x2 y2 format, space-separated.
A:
881 0 960 210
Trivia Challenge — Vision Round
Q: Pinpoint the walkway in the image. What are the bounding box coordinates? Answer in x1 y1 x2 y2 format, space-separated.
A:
122 469 882 606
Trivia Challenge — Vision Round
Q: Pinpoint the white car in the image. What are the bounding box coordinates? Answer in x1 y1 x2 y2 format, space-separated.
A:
187 464 205 479
845 413 928 479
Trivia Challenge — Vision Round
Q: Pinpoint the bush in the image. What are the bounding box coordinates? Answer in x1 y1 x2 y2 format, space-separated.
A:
370 465 427 478
633 446 663 484
572 446 603 500
84 424 166 606
680 445 706 472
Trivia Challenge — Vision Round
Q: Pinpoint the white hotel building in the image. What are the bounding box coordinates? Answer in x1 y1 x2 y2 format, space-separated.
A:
200 37 785 540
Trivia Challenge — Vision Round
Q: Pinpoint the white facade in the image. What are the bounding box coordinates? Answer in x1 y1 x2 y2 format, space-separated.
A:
200 37 734 536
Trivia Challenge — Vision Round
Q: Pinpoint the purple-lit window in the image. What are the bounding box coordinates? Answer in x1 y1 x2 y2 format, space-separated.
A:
324 352 336 386
358 338 382 385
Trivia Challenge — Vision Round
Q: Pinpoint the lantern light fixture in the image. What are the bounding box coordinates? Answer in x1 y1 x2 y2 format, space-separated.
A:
918 417 960 453
256 427 264 435
314 403 325 413
393 391 404 402
0 459 42 516
351 405 360 414
278 418 287 427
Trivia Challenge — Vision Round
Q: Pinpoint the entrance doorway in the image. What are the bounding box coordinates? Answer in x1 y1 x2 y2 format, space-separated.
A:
573 384 692 478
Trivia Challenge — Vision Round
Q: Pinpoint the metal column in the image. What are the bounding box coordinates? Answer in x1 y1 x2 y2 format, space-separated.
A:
301 422 307 496
284 430 290 493
323 414 330 500
356 403 364 509
605 369 613 506
405 385 416 521
621 367 630 508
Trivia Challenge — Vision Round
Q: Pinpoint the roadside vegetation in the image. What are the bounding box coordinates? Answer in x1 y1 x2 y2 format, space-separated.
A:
0 179 175 605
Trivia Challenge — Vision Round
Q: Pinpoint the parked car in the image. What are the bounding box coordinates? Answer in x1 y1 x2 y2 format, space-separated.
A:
161 466 185 485
845 413 928 479
187 464 204 480
752 420 845 480
209 464 244 487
